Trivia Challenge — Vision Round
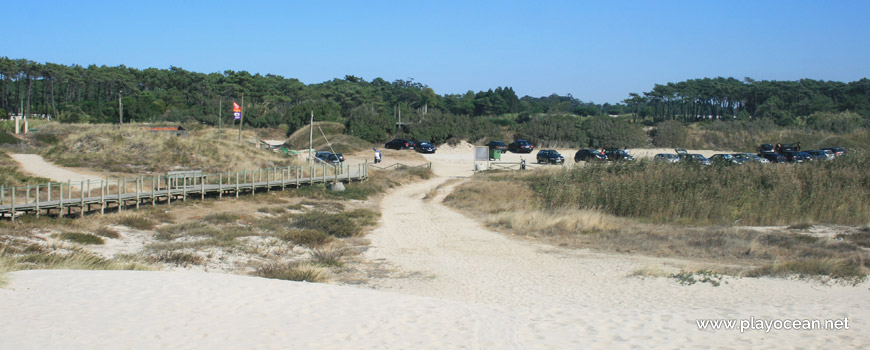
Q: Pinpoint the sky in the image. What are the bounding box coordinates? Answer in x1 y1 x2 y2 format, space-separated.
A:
2 0 869 104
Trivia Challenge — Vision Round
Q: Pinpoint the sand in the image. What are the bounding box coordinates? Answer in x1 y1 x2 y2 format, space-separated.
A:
2 146 868 349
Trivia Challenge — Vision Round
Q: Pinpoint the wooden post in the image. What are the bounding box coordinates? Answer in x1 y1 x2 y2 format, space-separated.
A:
59 182 64 217
219 173 223 199
201 175 205 200
80 181 85 217
135 178 140 209
235 171 240 198
26 185 30 204
35 184 40 218
68 180 72 199
47 182 51 202
100 180 105 215
10 187 15 223
266 168 270 192
151 176 155 206
167 176 172 206
1 186 4 206
282 167 286 190
118 178 123 212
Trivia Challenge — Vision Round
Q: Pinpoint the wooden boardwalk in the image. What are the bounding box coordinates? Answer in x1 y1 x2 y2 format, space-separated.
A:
0 163 368 221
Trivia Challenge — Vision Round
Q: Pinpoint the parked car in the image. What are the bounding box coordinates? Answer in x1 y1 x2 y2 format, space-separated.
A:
574 148 607 162
485 140 507 152
759 152 786 163
536 149 564 164
603 148 634 161
820 147 846 157
314 151 343 163
709 153 741 165
758 144 775 153
679 153 712 166
733 153 770 164
508 139 535 153
385 139 414 150
805 149 834 161
653 153 679 163
781 151 806 163
415 141 436 154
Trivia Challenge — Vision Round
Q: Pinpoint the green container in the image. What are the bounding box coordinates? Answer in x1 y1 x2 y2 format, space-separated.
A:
489 148 501 160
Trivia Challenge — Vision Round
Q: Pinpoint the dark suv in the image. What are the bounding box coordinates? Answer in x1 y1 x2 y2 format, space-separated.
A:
385 139 414 150
485 140 507 152
536 150 564 164
603 149 634 161
508 140 535 153
574 149 606 162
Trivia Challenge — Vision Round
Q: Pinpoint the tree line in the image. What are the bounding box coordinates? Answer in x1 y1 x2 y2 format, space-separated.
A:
1 57 868 147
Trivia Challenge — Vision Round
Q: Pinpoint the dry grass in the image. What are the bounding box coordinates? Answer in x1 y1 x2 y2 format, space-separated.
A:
116 215 156 230
445 171 870 281
253 262 327 282
56 232 105 245
39 123 294 173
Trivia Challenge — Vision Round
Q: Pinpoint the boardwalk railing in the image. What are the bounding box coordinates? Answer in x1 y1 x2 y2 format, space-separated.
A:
0 162 368 221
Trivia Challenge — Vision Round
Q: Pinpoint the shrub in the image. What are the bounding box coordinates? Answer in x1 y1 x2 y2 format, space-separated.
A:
116 215 156 230
651 120 688 147
276 229 333 247
58 232 104 245
582 116 647 148
293 212 357 238
149 251 205 267
310 247 346 267
254 262 326 282
94 227 120 239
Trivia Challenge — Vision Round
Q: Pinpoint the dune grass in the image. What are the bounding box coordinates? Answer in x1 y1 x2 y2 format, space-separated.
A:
254 262 326 282
38 123 293 173
445 166 870 281
57 232 104 245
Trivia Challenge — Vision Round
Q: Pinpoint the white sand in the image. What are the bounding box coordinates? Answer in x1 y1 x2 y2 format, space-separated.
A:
2 145 869 349
11 153 105 183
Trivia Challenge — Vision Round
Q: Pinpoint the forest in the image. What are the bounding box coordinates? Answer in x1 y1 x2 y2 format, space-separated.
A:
2 57 869 147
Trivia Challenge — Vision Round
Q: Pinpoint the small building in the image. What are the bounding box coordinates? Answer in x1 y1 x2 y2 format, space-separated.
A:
260 139 287 152
143 126 187 137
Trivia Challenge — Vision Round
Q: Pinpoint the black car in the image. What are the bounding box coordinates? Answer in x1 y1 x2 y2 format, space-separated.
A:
508 140 535 153
536 149 564 164
603 149 634 161
758 144 775 153
709 153 741 165
415 141 436 154
314 151 343 163
805 150 833 161
485 140 507 152
781 151 806 163
574 148 607 162
385 139 414 150
759 152 786 163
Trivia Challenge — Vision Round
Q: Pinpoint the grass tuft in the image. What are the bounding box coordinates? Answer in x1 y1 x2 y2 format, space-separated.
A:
57 232 104 245
254 262 326 282
116 215 156 230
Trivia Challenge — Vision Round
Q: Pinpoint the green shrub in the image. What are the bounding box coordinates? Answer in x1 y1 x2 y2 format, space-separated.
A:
651 120 688 147
254 262 326 282
116 215 156 230
293 212 357 238
58 232 105 245
582 116 647 148
276 229 333 247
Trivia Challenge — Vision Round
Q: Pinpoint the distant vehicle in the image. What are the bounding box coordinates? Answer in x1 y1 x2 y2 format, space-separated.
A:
315 151 343 163
709 153 741 165
805 149 834 161
679 153 712 166
733 153 770 164
759 152 786 163
485 140 507 152
820 147 846 157
508 140 535 153
574 148 607 162
758 144 775 153
536 149 564 164
653 153 679 163
385 139 414 150
603 148 634 161
415 141 436 154
781 151 806 163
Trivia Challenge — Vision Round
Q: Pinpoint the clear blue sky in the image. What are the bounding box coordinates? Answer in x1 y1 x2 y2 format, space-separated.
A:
3 0 869 103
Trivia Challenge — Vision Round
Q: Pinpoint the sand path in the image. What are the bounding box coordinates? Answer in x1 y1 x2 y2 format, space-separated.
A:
10 153 104 184
358 146 870 348
1 146 868 349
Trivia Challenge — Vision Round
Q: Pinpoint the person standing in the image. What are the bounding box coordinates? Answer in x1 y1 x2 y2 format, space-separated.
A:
374 148 382 163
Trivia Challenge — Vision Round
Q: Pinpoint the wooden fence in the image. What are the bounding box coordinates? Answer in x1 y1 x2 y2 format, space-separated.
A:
0 162 368 221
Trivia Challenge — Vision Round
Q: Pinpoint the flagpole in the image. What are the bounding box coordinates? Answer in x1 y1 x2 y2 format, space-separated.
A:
238 93 244 144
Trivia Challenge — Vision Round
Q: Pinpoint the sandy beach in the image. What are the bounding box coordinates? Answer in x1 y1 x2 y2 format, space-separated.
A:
2 145 869 349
